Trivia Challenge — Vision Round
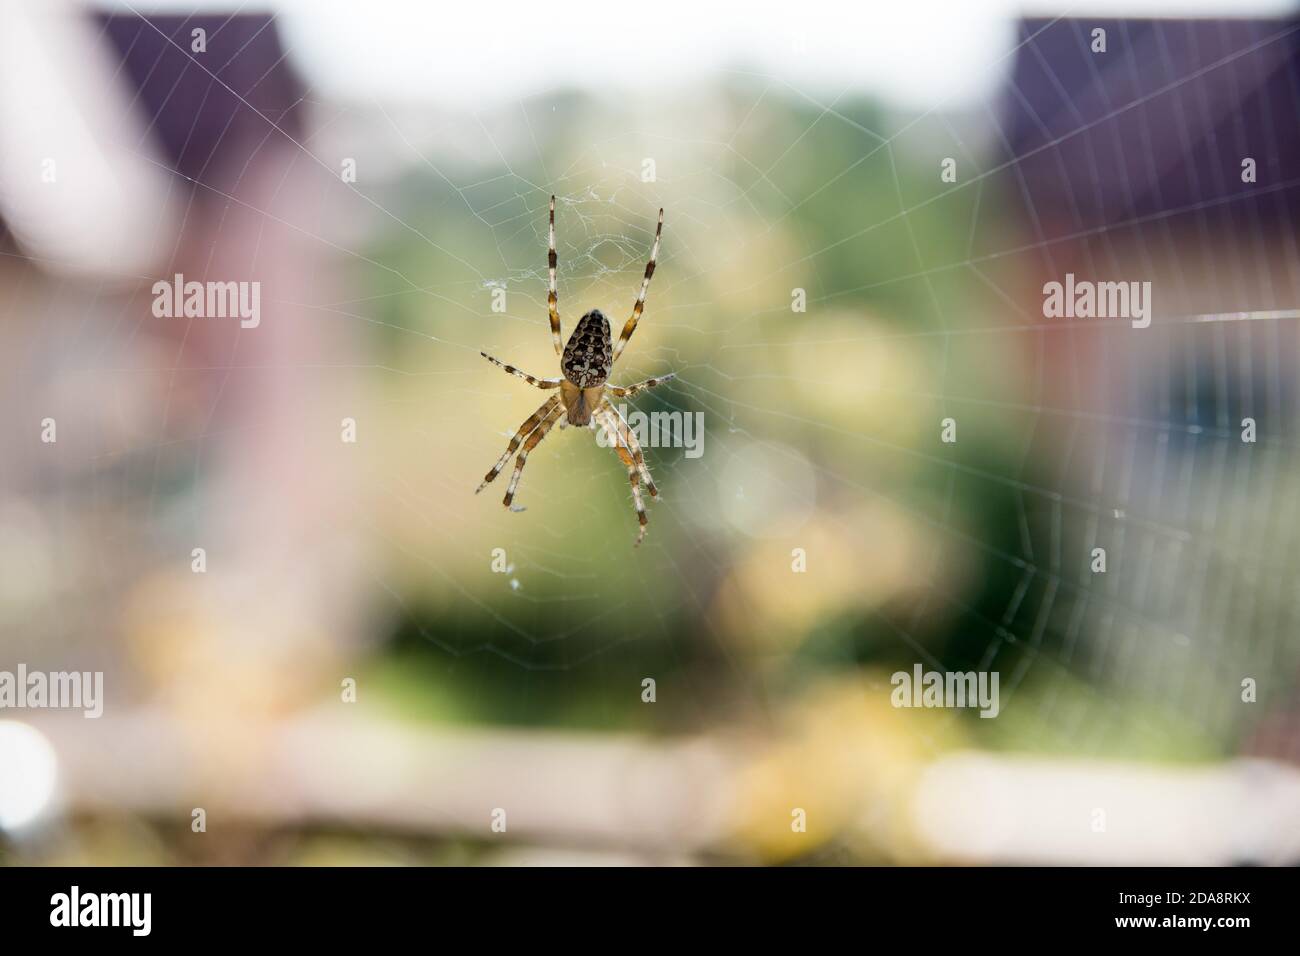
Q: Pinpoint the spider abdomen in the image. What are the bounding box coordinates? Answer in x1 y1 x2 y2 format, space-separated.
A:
562 309 612 388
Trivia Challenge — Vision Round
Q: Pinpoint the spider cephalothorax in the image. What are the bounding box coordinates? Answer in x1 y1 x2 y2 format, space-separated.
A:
476 196 673 545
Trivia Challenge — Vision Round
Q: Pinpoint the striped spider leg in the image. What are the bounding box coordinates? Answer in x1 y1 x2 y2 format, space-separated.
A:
602 399 658 499
607 373 676 400
594 405 649 545
611 207 663 364
547 195 563 356
596 398 665 545
502 402 566 509
479 351 562 389
476 394 562 506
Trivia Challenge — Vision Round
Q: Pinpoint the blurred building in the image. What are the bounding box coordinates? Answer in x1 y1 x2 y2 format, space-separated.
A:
0 5 368 838
990 16 1300 759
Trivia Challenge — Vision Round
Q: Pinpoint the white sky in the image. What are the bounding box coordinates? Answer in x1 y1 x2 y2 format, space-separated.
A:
103 0 1299 110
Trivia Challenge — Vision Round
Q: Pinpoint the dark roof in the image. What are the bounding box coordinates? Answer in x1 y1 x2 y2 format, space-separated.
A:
997 17 1300 235
97 13 305 191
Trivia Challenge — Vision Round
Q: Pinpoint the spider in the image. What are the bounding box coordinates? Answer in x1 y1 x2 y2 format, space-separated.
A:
476 196 674 545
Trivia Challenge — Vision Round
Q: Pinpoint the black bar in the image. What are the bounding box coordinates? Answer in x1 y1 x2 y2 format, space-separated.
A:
0 866 1288 942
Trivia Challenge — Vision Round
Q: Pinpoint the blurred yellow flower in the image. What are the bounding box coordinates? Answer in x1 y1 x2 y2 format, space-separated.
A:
726 674 962 863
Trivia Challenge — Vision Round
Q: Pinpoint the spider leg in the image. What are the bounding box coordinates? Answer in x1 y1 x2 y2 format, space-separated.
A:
547 195 563 357
480 351 561 389
476 394 559 494
596 408 647 546
601 399 658 500
612 207 663 364
607 373 675 399
503 403 565 509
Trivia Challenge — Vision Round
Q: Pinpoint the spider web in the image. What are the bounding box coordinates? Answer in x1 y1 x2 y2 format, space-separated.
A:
5 3 1299 787
329 11 1300 760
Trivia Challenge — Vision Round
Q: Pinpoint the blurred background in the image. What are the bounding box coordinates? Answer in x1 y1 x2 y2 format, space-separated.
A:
1 0 1299 865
